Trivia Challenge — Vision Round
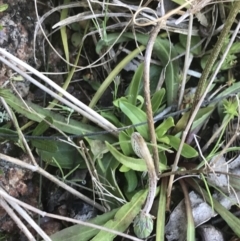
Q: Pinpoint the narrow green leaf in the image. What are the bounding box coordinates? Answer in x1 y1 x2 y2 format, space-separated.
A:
0 4 8 12
60 0 70 68
151 88 165 114
37 141 86 169
0 128 18 141
106 142 147 171
127 63 144 105
50 209 118 241
156 177 167 240
1 90 115 142
155 117 175 139
31 140 58 152
119 101 148 139
91 190 148 241
167 135 198 158
119 132 131 156
124 170 138 193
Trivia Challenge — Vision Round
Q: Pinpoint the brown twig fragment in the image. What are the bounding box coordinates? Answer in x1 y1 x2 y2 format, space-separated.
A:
143 22 163 176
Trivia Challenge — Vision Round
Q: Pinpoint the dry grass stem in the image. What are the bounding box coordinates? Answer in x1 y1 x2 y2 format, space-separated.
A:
0 188 142 241
143 22 163 176
0 153 105 212
167 11 240 208
0 48 118 133
1 188 51 241
0 198 36 241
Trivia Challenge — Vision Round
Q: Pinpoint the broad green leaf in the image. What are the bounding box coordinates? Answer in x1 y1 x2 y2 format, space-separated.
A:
166 135 198 158
0 4 8 12
124 170 138 193
119 131 131 156
50 209 118 241
155 117 175 139
106 142 167 172
100 111 122 127
0 118 57 152
159 151 167 166
113 96 128 108
119 101 148 139
151 88 165 114
37 141 86 169
126 63 144 105
91 190 148 241
31 140 58 152
228 40 240 55
136 95 145 109
157 136 170 145
119 165 130 172
106 142 147 171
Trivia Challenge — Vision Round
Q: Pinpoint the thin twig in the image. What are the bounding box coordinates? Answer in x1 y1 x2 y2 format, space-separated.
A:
0 153 105 212
2 188 51 241
0 189 142 241
143 22 163 176
0 49 118 134
0 198 36 241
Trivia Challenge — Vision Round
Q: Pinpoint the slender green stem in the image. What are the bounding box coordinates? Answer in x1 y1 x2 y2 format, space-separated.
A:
83 45 146 123
48 21 90 109
179 179 195 241
156 177 167 241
